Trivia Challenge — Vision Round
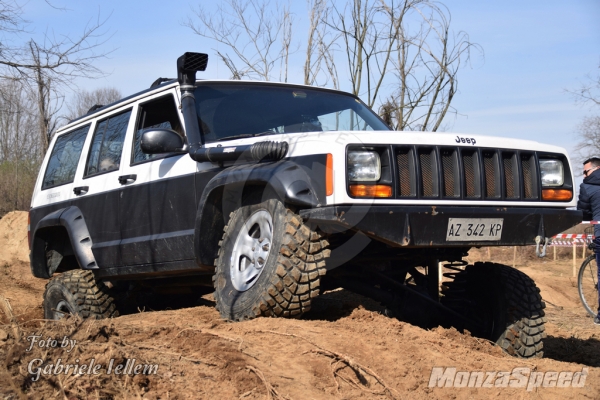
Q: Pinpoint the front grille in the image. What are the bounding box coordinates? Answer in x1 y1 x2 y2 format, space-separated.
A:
441 149 459 197
483 151 499 198
462 150 479 198
394 146 545 201
521 153 537 199
419 149 436 197
396 148 414 197
503 152 517 199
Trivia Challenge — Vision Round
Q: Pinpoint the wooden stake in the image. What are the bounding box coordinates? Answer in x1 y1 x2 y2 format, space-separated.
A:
553 245 556 261
573 242 577 277
438 261 443 291
583 242 586 259
512 246 517 268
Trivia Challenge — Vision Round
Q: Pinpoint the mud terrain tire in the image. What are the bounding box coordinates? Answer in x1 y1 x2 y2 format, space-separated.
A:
213 198 329 321
43 270 119 320
442 262 546 358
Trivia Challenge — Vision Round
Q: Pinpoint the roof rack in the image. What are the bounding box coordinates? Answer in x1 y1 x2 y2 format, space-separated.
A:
150 77 176 88
86 104 104 114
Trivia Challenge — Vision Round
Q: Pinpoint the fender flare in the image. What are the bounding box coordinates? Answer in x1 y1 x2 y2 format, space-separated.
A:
30 206 98 278
194 157 327 266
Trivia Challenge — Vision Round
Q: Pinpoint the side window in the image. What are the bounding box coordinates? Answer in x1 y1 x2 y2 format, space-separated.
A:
42 124 89 189
132 95 183 164
85 109 132 176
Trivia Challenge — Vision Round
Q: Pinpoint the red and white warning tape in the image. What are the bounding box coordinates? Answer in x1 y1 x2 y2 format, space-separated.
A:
551 240 572 246
553 234 593 239
551 240 592 247
550 234 594 247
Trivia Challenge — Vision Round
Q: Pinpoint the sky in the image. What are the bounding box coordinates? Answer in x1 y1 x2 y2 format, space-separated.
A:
18 0 600 170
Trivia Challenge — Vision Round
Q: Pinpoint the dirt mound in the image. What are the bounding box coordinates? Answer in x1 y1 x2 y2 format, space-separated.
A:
0 211 29 265
2 291 599 399
1 212 600 398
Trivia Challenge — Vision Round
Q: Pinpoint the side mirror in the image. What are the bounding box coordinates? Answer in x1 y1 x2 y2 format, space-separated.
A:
140 129 187 154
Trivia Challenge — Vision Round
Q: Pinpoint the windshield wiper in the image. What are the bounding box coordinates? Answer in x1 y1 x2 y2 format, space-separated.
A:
217 131 278 141
217 133 255 141
254 130 279 137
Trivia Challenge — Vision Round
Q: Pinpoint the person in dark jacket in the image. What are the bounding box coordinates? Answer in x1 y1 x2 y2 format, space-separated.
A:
577 156 600 325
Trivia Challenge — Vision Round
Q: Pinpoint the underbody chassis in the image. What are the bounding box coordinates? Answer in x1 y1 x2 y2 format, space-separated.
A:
296 204 582 358
301 205 582 247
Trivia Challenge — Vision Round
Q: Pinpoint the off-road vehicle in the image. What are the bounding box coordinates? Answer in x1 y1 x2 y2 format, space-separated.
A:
29 52 581 358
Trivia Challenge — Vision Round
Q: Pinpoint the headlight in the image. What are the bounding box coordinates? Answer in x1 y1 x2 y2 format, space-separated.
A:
348 150 381 181
539 159 564 186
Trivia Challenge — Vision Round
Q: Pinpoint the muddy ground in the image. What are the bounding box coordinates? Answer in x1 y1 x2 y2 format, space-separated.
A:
0 211 599 399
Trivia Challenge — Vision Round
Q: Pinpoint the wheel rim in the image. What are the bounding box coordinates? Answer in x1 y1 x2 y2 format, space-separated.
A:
53 300 74 319
578 255 598 318
230 209 274 291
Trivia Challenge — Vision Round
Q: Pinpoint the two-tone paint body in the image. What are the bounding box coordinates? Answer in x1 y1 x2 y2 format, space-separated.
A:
28 79 581 280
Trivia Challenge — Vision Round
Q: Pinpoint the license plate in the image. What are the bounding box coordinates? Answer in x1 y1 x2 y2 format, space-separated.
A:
446 218 503 241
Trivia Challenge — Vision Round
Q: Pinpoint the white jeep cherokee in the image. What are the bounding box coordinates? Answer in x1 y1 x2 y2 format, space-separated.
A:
29 52 581 358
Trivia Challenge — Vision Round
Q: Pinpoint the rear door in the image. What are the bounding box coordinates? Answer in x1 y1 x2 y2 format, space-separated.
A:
71 108 133 268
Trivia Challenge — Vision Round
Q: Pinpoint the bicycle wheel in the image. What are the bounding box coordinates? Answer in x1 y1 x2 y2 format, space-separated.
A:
578 255 599 318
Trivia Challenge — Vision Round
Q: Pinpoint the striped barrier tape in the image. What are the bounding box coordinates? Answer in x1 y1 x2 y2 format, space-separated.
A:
551 240 591 247
553 234 594 239
549 234 594 247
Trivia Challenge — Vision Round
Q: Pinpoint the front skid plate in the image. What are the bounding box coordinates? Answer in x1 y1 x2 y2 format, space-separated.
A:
300 205 582 247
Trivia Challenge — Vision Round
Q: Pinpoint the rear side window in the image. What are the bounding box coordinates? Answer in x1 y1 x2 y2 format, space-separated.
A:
132 95 183 164
85 109 132 176
42 124 90 189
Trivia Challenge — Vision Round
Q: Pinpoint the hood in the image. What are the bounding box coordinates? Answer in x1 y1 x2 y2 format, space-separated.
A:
206 130 570 156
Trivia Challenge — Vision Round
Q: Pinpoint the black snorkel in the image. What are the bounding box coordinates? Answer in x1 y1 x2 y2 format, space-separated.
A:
176 52 207 161
176 52 288 163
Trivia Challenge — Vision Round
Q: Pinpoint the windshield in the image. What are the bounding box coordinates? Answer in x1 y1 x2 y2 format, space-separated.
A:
194 83 390 142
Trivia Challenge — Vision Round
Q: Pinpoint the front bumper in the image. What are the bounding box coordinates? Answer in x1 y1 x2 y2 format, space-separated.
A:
300 205 582 247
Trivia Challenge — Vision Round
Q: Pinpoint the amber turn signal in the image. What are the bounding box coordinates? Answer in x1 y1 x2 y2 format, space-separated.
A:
542 189 572 201
326 154 334 196
349 184 393 198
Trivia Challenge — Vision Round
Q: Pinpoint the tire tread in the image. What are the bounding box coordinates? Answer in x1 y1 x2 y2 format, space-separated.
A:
214 206 329 321
474 262 546 358
43 270 118 319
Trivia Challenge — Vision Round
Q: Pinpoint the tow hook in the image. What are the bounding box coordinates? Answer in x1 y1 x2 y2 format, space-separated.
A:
535 235 549 258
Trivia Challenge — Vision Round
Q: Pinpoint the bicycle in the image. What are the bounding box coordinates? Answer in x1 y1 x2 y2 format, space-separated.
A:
578 226 599 318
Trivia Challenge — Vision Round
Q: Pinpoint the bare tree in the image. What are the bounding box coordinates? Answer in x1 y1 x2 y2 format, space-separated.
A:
573 116 600 163
64 86 122 121
0 2 112 154
568 63 600 107
28 41 62 153
0 81 39 162
0 80 41 214
184 0 296 81
0 5 110 81
304 0 340 88
328 0 390 105
186 0 480 132
0 1 113 215
330 0 480 131
571 64 600 167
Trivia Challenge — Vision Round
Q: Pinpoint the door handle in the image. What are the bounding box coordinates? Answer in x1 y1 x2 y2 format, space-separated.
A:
118 174 137 185
73 186 89 195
